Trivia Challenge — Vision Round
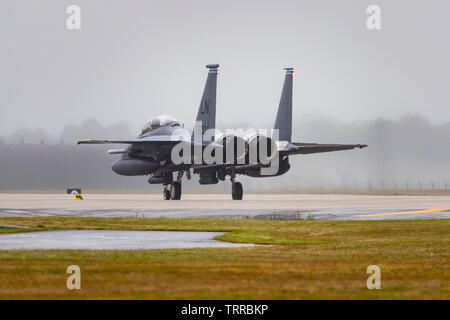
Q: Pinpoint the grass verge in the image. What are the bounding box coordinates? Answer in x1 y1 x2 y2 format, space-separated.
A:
0 217 448 299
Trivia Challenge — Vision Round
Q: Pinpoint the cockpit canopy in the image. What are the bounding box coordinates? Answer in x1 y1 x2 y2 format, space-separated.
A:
141 114 181 135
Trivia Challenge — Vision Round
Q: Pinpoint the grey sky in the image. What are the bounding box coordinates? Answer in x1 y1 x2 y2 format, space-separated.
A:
1 0 450 136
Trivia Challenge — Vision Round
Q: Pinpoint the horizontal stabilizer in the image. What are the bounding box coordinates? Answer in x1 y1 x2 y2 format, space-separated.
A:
280 142 367 155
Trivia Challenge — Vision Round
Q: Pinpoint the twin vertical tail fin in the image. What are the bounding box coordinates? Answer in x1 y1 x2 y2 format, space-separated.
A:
193 65 290 143
274 67 294 142
192 64 219 141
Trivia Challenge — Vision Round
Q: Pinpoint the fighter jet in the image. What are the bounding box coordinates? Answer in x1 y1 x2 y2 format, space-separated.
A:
78 64 367 200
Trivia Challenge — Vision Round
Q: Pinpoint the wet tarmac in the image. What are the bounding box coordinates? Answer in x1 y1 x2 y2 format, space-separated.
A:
0 194 449 220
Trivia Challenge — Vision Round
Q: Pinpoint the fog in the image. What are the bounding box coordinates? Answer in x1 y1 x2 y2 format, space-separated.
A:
1 114 449 191
0 0 449 191
1 0 450 136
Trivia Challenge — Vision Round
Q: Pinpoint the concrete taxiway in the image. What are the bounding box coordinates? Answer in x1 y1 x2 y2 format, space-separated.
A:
0 230 253 250
0 193 449 220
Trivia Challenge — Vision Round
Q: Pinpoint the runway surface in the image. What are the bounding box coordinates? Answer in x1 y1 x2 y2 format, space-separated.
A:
1 194 450 220
0 230 253 250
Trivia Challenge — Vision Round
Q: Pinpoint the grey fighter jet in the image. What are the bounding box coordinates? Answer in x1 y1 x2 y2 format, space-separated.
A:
78 64 367 200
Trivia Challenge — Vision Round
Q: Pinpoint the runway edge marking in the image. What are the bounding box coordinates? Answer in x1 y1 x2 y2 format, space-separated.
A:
354 208 450 217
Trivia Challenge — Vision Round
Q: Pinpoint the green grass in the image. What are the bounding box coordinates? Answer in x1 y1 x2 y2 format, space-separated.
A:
0 217 448 299
0 226 42 234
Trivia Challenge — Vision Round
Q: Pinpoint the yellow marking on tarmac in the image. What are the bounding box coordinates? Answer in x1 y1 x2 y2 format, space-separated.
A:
355 208 450 217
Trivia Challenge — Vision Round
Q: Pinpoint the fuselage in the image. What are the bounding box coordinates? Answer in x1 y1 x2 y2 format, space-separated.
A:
110 114 291 178
112 115 190 176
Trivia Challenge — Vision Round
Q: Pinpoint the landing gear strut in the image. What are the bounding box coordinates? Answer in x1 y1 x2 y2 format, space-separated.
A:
162 171 183 200
230 171 243 200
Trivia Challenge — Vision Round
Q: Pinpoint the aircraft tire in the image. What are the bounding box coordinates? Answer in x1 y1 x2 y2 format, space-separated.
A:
170 181 182 200
163 187 171 200
231 182 243 200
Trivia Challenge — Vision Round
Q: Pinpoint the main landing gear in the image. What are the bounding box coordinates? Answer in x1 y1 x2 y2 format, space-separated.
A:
163 187 170 200
163 171 183 200
163 181 181 200
232 182 243 200
161 170 244 200
230 172 243 200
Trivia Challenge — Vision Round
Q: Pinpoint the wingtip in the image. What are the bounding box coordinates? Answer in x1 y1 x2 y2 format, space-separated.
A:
359 144 368 149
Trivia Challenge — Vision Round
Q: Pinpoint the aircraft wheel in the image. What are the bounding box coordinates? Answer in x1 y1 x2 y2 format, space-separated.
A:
163 187 170 200
170 181 182 200
231 182 243 200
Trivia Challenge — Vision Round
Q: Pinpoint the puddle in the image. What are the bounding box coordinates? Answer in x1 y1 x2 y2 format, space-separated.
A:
0 230 254 250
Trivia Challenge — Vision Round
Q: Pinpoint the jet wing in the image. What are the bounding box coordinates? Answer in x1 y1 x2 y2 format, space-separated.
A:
279 142 367 155
77 136 222 153
77 135 187 145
